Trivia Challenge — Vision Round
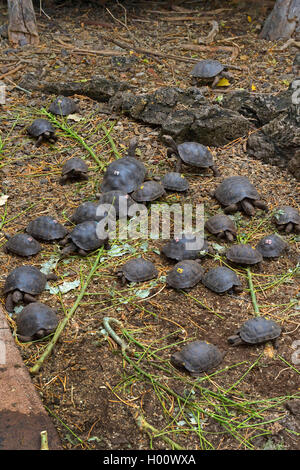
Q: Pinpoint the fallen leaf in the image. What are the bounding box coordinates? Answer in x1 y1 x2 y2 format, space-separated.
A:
216 77 230 87
67 113 82 122
0 194 9 206
251 84 256 91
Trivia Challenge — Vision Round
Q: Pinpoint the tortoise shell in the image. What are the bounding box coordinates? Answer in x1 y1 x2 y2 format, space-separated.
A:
49 96 78 116
68 220 108 251
202 266 242 294
120 258 158 282
214 176 261 206
256 234 287 258
226 244 263 265
274 206 300 228
97 190 135 218
4 233 42 257
27 118 55 137
3 266 48 296
16 302 58 342
176 142 214 168
100 139 146 193
69 202 108 224
62 157 88 176
162 233 209 261
26 216 68 241
166 260 204 289
231 317 282 345
191 59 224 79
171 340 224 375
161 172 189 192
131 181 165 202
205 214 237 238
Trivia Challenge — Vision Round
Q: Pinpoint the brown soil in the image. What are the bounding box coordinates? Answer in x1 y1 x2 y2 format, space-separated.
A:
0 0 299 451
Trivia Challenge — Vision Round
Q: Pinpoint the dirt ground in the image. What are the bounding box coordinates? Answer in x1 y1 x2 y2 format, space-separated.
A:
0 0 299 451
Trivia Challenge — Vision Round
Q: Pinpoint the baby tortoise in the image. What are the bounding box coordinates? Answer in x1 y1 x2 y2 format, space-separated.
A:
161 172 189 192
228 317 282 346
163 135 219 176
256 234 288 258
97 190 135 219
214 176 268 216
68 201 108 225
60 220 110 257
205 214 237 242
60 157 89 184
26 216 68 242
49 95 78 116
3 233 42 258
27 118 57 147
202 266 242 294
100 137 146 193
117 258 158 284
162 233 210 261
3 265 57 313
191 59 233 87
171 340 224 376
226 244 263 266
131 181 165 203
16 302 59 342
273 206 300 234
166 260 204 289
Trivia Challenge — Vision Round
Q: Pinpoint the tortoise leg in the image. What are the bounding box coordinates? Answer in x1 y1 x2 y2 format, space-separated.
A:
5 293 15 313
23 293 37 304
223 203 239 214
225 230 235 242
253 200 268 212
285 222 294 234
240 198 255 216
211 74 221 88
12 290 23 305
35 135 44 148
60 242 77 257
175 156 183 173
211 165 220 177
78 248 88 256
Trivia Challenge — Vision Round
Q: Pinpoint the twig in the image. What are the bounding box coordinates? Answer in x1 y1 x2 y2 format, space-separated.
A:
134 413 185 450
278 38 300 50
30 247 104 375
54 37 127 56
198 20 219 45
0 64 24 80
180 43 240 62
102 317 131 353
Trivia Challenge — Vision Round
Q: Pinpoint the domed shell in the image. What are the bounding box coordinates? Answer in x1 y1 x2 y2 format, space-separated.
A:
202 266 242 293
239 317 282 344
131 181 165 202
3 266 47 296
69 220 108 251
27 118 55 137
166 260 204 289
162 233 209 261
256 234 287 258
205 214 237 237
177 142 214 168
226 244 263 265
274 206 300 226
26 216 68 241
4 233 42 257
191 59 224 78
70 202 106 224
171 340 223 375
62 157 88 176
97 190 135 218
121 258 158 282
162 172 189 192
49 96 78 116
100 138 146 193
16 302 58 341
214 176 260 206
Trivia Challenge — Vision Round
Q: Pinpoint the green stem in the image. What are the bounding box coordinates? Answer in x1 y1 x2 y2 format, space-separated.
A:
246 268 260 316
30 248 104 375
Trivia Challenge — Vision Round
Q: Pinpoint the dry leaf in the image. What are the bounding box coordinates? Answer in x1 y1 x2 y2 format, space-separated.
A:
217 77 230 87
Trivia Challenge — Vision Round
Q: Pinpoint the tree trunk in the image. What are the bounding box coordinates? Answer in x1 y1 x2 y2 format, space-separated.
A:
7 0 39 46
260 0 300 40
